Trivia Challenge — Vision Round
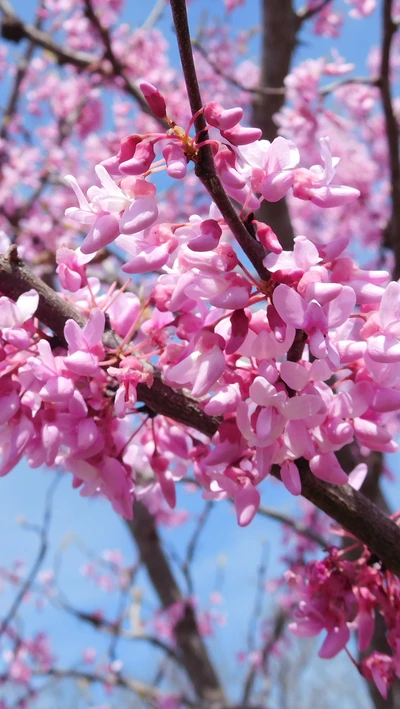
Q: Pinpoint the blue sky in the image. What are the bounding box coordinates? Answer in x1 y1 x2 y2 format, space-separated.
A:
0 1 396 707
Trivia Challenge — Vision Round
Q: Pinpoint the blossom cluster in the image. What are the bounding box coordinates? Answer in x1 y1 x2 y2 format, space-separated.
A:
1 88 400 535
286 543 400 699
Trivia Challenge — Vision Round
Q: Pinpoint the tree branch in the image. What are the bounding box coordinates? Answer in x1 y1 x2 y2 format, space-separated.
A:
127 500 226 707
379 0 400 278
1 249 400 576
0 247 221 436
251 0 298 250
169 0 270 282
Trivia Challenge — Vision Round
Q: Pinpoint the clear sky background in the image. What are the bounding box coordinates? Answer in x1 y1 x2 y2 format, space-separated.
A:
0 1 397 707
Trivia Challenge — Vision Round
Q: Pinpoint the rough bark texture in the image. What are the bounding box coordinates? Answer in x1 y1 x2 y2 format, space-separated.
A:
127 500 226 707
251 0 298 249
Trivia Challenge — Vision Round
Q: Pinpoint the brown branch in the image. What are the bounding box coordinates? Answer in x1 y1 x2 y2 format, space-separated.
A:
0 247 220 436
251 0 298 250
379 0 400 278
169 0 270 282
297 0 332 23
181 500 214 594
272 460 400 576
257 505 328 547
127 500 226 707
1 252 400 576
192 38 286 97
58 600 183 665
30 667 199 708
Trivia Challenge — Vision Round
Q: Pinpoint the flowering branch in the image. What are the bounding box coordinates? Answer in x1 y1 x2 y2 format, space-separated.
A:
169 0 270 281
0 247 221 435
1 247 400 576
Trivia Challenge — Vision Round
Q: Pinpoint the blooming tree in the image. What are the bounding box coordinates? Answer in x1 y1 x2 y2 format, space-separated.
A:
0 0 400 706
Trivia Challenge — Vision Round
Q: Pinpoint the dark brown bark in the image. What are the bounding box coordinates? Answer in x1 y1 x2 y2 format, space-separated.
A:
127 500 226 707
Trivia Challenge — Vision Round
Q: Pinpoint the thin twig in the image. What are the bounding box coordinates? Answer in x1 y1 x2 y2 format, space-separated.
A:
297 0 332 23
242 609 287 706
0 475 59 639
181 501 214 595
192 38 286 97
246 541 269 653
257 505 328 547
141 0 168 30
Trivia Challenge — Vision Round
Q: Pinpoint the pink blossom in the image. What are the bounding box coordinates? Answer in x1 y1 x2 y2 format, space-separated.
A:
292 137 360 207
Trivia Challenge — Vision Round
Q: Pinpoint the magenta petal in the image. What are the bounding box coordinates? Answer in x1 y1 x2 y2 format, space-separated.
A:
234 482 260 527
158 469 177 509
280 361 309 391
119 196 158 235
81 214 120 254
83 308 105 348
310 452 348 484
262 171 294 202
65 351 99 376
273 284 307 328
281 460 301 495
192 346 226 398
368 334 400 363
358 611 374 652
318 623 350 659
282 394 322 420
122 243 171 274
310 185 360 208
40 376 75 403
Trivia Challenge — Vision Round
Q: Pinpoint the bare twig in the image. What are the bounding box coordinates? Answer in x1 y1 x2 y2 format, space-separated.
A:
141 0 168 30
257 505 328 547
192 38 286 97
297 0 332 23
246 541 269 654
0 476 59 639
30 667 199 708
182 501 214 594
320 75 378 96
58 600 183 666
242 609 287 706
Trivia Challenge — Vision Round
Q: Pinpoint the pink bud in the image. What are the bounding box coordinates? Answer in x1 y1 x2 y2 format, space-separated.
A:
253 221 282 254
281 460 301 496
221 125 262 146
204 101 243 130
139 81 167 119
120 141 155 176
225 308 249 355
234 480 260 527
188 219 222 252
163 142 187 179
